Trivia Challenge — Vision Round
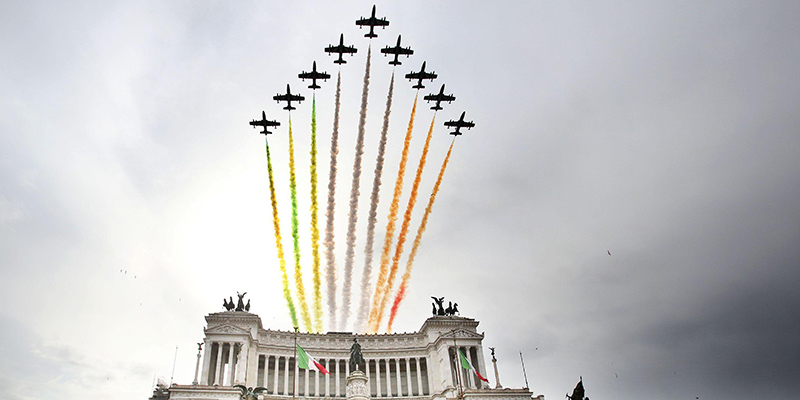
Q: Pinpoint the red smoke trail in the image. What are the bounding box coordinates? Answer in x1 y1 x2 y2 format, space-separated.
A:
368 94 418 333
310 94 322 332
387 138 455 332
373 114 436 332
324 72 342 330
265 139 298 327
355 72 394 332
341 45 371 330
288 117 312 332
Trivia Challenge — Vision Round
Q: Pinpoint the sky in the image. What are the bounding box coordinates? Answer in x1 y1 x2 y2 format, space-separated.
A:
1 1 799 399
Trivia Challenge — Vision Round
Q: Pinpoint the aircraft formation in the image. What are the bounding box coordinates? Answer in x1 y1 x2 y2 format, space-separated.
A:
247 5 478 334
251 5 476 138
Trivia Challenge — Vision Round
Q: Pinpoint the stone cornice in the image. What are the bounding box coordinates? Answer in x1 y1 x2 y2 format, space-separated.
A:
420 316 480 332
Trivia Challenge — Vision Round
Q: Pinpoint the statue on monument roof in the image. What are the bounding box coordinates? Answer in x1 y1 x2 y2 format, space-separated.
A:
236 292 247 312
566 377 588 400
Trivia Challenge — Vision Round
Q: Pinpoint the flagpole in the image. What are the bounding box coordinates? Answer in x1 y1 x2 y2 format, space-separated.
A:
294 327 299 400
519 351 529 390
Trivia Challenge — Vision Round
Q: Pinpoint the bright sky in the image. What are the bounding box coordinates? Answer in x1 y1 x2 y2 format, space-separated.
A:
1 1 799 400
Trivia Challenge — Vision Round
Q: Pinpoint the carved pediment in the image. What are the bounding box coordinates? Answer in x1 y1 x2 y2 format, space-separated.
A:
205 324 250 335
439 329 483 340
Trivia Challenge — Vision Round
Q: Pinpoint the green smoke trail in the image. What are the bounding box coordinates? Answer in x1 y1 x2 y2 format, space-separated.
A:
288 117 312 332
374 114 436 332
368 94 418 333
310 95 322 333
265 139 298 327
387 138 455 332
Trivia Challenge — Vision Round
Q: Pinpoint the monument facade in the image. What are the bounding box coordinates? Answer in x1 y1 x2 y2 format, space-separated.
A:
165 308 541 400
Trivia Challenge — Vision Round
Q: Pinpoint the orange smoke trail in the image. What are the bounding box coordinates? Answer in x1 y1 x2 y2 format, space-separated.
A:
387 138 455 332
265 139 298 327
288 118 312 332
368 94 418 333
373 114 436 332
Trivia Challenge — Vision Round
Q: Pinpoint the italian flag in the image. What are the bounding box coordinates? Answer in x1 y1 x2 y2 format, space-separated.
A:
458 349 489 383
297 344 330 375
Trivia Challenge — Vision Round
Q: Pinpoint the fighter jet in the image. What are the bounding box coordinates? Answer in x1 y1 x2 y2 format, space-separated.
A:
273 84 305 111
423 84 455 111
405 61 437 89
325 34 357 64
298 61 330 90
355 5 389 38
249 111 280 135
381 35 414 66
443 111 475 136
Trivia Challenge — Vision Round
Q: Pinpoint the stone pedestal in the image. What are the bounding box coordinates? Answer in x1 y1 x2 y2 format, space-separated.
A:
346 370 369 400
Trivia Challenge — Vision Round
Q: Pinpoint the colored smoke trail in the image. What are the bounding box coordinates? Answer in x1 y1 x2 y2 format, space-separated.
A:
309 94 322 333
265 140 298 327
368 94 418 333
355 72 394 332
387 138 455 332
324 72 342 330
373 114 436 332
288 117 312 332
341 45 371 330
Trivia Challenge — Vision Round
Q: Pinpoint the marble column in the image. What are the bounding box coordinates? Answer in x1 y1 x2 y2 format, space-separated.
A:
375 359 382 397
284 356 290 395
405 358 413 396
201 340 212 385
395 359 402 396
324 359 330 396
213 343 224 386
335 359 341 397
385 359 392 396
193 343 203 385
304 367 309 396
273 357 280 394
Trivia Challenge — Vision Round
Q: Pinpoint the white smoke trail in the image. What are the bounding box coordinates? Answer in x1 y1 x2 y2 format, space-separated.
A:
355 72 394 332
340 45 372 330
324 71 342 330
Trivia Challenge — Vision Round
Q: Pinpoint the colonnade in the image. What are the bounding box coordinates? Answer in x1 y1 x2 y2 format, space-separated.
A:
255 355 430 397
202 341 244 386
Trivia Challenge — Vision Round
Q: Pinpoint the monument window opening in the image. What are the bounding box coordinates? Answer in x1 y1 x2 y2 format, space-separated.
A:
399 359 409 396
266 355 275 393
277 356 286 395
389 359 398 396
409 359 419 396
469 347 482 389
287 357 296 396
338 359 347 397
318 359 327 397
257 355 266 389
420 357 430 395
298 361 306 396
369 360 378 395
